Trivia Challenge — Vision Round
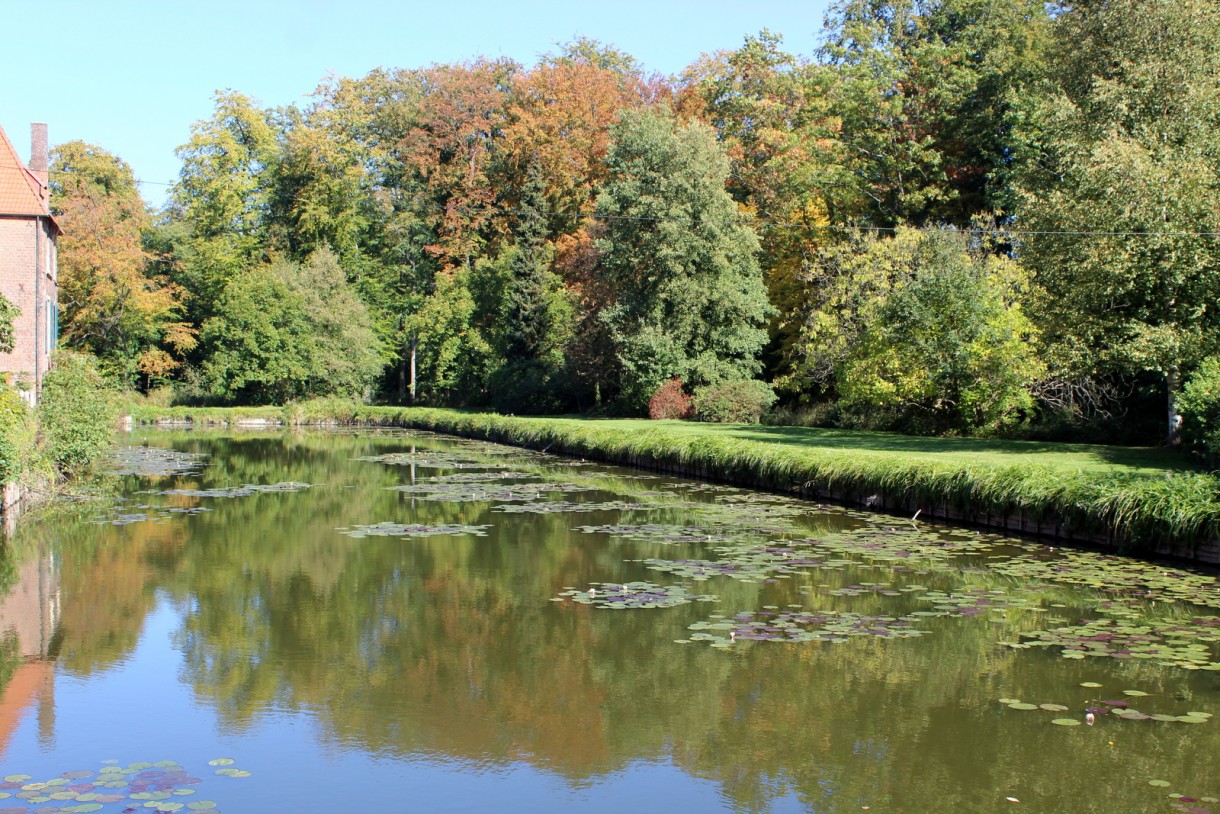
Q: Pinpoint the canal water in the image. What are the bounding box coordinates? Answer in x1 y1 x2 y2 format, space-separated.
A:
0 428 1216 813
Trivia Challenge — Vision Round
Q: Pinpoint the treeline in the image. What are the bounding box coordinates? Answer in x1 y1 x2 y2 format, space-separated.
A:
42 0 1220 449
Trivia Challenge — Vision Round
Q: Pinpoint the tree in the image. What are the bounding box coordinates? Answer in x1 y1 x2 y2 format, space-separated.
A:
677 32 847 381
0 293 16 354
168 91 282 322
819 0 1052 226
815 228 1044 431
1014 0 1220 441
199 248 382 404
49 141 192 384
595 110 773 411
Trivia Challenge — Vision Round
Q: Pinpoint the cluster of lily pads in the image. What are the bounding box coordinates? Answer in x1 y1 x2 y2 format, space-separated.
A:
0 758 247 814
494 500 648 514
144 482 311 499
1000 688 1213 726
387 481 596 502
92 505 212 526
1149 781 1220 814
107 446 209 478
990 550 1220 611
683 608 930 647
337 522 490 539
553 581 718 609
1011 617 1220 669
358 451 495 469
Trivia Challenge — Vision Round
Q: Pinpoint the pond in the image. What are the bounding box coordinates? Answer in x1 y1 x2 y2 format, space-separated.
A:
0 428 1217 813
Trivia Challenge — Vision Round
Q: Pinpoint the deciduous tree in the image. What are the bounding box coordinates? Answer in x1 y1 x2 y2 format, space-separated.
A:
595 110 772 411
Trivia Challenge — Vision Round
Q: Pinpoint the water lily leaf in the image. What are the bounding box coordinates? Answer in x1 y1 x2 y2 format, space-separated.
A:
1149 780 1171 787
1051 718 1082 726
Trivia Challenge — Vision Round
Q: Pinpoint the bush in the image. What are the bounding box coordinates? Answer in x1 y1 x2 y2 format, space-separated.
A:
0 385 31 484
1179 358 1220 464
692 380 777 424
39 351 120 476
648 378 693 420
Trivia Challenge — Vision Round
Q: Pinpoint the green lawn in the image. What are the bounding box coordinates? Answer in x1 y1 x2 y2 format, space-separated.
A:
544 418 1192 477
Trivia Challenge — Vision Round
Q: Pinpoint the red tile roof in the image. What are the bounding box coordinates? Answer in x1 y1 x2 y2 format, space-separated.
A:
0 123 52 218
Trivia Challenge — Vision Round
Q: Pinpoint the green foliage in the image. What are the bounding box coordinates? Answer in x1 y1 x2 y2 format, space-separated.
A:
406 267 494 405
596 110 773 412
38 351 119 476
648 378 693 420
820 0 1052 225
199 248 382 404
791 227 1043 432
0 385 31 484
0 292 16 354
1015 0 1220 422
693 380 777 424
1178 358 1220 464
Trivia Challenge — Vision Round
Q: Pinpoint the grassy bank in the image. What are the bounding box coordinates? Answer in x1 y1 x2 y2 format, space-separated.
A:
128 402 1220 558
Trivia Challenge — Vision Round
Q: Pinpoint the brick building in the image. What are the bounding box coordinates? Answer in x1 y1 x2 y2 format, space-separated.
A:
0 123 58 404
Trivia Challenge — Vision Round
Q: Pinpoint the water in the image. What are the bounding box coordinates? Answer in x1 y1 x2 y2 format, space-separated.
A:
0 428 1217 813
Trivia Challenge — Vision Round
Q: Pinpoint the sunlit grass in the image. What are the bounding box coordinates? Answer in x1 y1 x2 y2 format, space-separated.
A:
127 402 1219 554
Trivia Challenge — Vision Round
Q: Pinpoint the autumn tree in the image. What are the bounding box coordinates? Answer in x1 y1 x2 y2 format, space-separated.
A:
50 141 193 385
595 110 772 411
678 32 847 382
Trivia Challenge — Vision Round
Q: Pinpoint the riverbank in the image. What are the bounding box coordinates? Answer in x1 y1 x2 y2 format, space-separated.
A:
128 403 1220 563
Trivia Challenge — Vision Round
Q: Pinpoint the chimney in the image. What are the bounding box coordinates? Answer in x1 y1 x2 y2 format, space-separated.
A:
30 123 48 201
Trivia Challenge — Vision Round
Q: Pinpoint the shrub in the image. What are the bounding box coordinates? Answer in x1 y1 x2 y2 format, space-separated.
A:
693 380 778 424
648 378 693 420
0 385 31 484
39 351 120 476
1179 357 1220 464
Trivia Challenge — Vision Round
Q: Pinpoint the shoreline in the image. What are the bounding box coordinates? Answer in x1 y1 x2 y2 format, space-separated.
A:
126 404 1220 565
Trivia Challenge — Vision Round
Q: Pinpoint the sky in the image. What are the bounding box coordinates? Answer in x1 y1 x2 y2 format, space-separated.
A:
3 0 832 209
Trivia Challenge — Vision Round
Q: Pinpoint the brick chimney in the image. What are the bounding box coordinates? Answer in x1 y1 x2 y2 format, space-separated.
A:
30 123 48 202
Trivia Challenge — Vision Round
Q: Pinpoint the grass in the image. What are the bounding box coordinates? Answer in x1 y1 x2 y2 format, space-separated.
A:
543 419 1191 476
127 402 1220 558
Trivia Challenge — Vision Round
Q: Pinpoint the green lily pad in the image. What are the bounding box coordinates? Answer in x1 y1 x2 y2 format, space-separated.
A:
1008 703 1039 710
1080 682 1103 688
1051 718 1082 726
1149 780 1171 787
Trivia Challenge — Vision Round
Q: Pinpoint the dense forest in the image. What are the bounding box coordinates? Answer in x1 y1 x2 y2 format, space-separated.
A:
37 0 1220 449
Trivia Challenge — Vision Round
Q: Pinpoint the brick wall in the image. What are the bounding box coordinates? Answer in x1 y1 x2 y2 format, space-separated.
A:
0 215 57 397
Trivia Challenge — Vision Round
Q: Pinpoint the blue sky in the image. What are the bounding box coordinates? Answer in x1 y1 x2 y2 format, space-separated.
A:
3 0 832 208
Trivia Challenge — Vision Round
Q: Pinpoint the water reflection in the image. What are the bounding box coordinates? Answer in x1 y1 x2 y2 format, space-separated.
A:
0 429 1215 813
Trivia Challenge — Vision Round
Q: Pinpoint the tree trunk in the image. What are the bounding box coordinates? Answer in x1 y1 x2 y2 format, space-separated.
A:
1167 365 1182 446
409 334 417 404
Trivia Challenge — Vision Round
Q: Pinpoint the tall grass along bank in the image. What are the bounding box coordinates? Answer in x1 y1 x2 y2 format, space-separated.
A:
129 403 1220 563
